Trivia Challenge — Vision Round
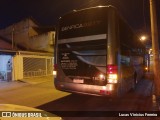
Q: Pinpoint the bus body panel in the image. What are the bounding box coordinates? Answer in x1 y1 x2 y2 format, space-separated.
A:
54 6 145 97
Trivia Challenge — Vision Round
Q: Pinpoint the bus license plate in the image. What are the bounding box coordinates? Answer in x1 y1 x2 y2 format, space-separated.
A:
73 79 84 83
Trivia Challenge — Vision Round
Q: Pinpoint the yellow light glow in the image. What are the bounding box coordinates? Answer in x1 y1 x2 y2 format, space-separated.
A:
98 5 104 8
140 36 146 41
102 86 107 90
108 84 113 91
149 49 152 54
53 71 57 76
99 74 105 80
108 79 117 83
107 74 118 83
108 74 117 79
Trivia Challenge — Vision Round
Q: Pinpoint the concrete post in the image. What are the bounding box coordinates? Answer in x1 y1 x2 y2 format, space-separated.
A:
149 0 160 110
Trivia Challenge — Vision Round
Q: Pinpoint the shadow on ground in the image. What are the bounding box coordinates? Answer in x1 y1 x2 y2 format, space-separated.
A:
37 79 153 118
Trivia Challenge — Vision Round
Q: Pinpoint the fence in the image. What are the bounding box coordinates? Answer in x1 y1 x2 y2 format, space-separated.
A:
13 51 53 80
23 57 53 78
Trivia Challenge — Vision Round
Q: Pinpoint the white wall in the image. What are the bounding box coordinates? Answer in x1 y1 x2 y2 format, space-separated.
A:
13 55 23 80
0 55 12 72
29 31 55 52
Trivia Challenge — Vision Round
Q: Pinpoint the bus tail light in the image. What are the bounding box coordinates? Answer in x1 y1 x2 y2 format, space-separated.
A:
53 64 57 77
107 65 118 83
100 90 111 95
107 74 118 83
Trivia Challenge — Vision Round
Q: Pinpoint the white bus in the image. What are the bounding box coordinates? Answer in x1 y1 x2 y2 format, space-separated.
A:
54 5 145 97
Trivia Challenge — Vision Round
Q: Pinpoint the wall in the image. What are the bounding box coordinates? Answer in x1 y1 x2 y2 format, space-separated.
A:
13 55 23 80
0 55 12 71
0 55 12 81
0 18 38 50
29 31 55 52
0 18 54 52
13 54 53 80
0 39 12 49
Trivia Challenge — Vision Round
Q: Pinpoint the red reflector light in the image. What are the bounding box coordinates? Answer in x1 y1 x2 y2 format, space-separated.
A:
107 65 118 74
100 90 105 94
54 64 57 70
107 65 118 69
99 90 111 95
106 91 111 95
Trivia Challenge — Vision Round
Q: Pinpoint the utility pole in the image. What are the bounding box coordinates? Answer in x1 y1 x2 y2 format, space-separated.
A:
149 0 160 109
12 26 14 50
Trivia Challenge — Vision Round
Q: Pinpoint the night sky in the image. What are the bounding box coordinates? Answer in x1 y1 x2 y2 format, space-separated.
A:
0 0 160 37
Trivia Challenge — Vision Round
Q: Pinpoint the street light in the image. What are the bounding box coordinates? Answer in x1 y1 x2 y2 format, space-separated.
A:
140 35 150 72
140 35 147 41
140 35 153 74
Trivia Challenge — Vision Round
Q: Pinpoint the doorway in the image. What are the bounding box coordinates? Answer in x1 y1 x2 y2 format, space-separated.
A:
0 55 12 82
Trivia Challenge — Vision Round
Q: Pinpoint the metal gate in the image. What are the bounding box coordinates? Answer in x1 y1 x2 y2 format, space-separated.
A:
13 51 53 80
23 57 53 78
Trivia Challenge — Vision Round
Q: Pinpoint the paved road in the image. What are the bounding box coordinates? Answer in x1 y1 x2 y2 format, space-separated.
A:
0 76 156 120
37 79 154 120
0 76 70 107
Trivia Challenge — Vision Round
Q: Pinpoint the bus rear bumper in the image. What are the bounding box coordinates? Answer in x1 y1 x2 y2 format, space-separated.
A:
54 81 116 96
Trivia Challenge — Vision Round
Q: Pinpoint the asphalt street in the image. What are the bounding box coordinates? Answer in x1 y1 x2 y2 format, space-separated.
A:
0 75 157 120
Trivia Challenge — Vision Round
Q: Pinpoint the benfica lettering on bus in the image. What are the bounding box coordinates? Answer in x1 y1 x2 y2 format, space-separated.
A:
61 20 101 32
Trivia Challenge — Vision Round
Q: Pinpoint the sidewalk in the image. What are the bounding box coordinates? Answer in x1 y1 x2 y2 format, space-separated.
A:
19 75 54 84
144 72 160 111
0 80 28 92
0 75 54 92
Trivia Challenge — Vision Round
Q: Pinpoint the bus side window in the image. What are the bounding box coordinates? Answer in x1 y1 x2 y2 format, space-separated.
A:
120 50 131 66
120 55 130 66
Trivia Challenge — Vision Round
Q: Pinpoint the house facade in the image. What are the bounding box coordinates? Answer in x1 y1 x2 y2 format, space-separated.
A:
0 18 55 52
0 18 54 82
